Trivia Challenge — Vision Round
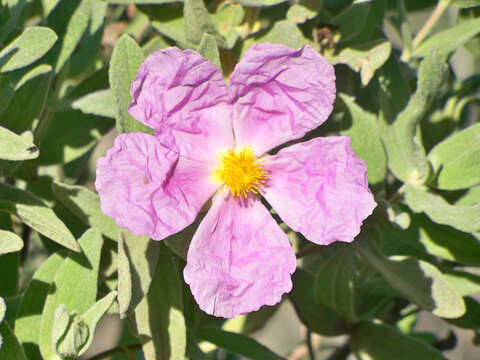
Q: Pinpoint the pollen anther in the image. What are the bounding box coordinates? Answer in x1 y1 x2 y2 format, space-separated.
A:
214 146 268 198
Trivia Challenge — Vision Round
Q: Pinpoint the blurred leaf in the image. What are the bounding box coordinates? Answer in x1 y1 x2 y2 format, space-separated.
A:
36 110 113 165
0 27 57 73
0 230 23 255
447 297 480 329
223 304 280 335
355 236 465 318
428 123 480 190
134 253 186 359
117 230 161 318
15 251 67 360
106 0 182 3
0 213 18 298
444 271 480 297
52 182 119 241
147 4 189 49
0 183 79 252
39 228 103 360
450 0 480 7
458 8 480 56
254 20 307 49
351 321 444 360
404 183 480 235
331 2 371 43
379 50 447 184
0 321 27 360
334 39 391 85
290 269 348 336
212 2 244 49
109 34 152 134
339 94 387 184
0 127 38 161
236 0 288 6
195 328 283 360
315 246 357 321
0 297 5 324
184 0 224 47
0 64 52 114
0 0 26 44
197 33 221 70
286 4 318 24
412 16 480 58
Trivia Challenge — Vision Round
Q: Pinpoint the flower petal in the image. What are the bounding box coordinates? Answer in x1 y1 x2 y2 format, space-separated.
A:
129 48 233 163
95 133 218 240
229 43 336 156
184 192 296 318
262 136 376 245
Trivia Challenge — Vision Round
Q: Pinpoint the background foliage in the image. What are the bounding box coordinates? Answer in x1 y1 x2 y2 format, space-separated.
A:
0 0 479 359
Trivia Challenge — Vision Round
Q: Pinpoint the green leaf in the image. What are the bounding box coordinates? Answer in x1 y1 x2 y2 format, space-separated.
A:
212 2 244 49
428 123 480 190
51 305 88 358
412 16 480 58
315 246 357 321
49 0 91 73
235 0 288 6
109 34 152 134
0 230 23 255
339 94 387 184
184 0 224 48
0 322 27 360
0 183 79 252
379 49 448 184
447 297 480 329
251 20 307 49
197 33 221 70
351 321 444 360
290 269 348 336
0 64 52 114
355 236 465 318
39 229 103 360
450 0 480 7
117 230 161 318
106 0 182 3
0 297 5 324
52 182 119 241
15 252 67 360
0 27 57 73
286 4 318 24
404 183 480 235
0 126 38 161
334 40 391 85
147 5 189 49
77 291 117 356
444 271 480 297
195 328 283 360
134 253 186 359
71 89 116 119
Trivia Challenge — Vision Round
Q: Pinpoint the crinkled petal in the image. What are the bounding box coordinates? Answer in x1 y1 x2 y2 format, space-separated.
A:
229 43 336 156
184 192 296 318
262 136 376 245
95 133 218 240
129 48 233 163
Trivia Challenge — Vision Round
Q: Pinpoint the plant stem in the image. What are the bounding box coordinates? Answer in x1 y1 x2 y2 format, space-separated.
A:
295 244 323 259
86 343 142 360
306 329 316 360
412 0 450 50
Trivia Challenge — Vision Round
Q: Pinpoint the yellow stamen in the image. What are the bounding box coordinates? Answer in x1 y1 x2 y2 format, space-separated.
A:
214 146 268 198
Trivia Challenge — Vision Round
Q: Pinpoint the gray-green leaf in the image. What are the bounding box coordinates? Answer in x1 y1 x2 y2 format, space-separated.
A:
351 321 444 360
0 230 23 255
0 27 57 73
0 127 38 161
52 182 119 241
0 322 27 360
197 33 221 70
428 123 480 190
39 229 103 360
0 183 79 252
71 89 116 119
109 34 152 134
355 236 465 318
117 230 161 318
184 0 224 47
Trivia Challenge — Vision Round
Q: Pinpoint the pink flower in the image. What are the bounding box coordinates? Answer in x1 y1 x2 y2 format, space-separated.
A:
96 43 376 318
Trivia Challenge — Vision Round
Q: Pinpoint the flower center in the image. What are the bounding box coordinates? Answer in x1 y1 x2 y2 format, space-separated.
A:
214 146 268 198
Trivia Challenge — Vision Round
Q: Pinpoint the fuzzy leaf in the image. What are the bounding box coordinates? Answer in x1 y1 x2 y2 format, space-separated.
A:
0 230 23 255
197 33 221 70
109 34 152 134
39 229 102 360
184 0 224 47
0 183 79 252
71 89 116 119
0 27 57 73
117 230 161 318
52 182 119 241
0 127 38 161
